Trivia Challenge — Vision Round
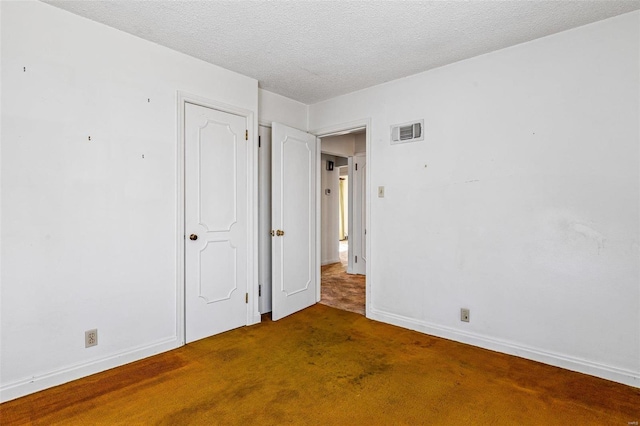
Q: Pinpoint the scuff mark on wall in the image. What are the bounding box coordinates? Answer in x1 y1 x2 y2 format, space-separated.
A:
572 222 606 254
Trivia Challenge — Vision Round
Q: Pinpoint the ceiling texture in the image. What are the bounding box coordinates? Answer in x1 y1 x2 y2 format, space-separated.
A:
44 0 640 104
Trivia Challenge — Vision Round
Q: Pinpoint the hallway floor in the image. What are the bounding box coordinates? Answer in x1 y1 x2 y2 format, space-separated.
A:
320 241 365 315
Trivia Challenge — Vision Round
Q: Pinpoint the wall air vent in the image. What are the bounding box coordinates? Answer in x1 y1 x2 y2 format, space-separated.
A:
391 120 424 144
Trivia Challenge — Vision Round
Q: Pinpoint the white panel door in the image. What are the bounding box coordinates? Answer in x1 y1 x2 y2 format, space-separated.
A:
271 123 318 321
352 153 366 275
185 102 248 343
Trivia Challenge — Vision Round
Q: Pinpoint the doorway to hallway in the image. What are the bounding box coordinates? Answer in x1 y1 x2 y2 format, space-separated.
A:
319 129 366 315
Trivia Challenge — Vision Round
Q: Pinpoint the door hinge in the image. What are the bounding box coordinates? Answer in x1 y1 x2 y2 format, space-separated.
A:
355 163 358 171
245 130 248 140
259 285 262 297
245 293 248 303
355 256 358 263
259 135 261 148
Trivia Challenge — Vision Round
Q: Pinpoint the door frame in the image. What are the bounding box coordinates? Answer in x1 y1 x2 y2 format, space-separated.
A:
351 152 366 275
176 91 259 345
311 118 371 316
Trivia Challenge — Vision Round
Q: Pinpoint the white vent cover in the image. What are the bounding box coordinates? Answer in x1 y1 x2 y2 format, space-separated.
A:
391 120 424 144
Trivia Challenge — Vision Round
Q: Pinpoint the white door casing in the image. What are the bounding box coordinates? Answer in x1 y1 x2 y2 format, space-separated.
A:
271 123 319 321
352 152 366 275
258 126 272 314
184 102 249 343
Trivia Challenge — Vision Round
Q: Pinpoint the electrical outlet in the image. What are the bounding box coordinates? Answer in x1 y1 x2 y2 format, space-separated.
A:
460 308 470 323
85 329 98 348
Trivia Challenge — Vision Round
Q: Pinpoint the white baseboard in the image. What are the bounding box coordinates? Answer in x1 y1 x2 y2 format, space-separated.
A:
321 258 340 266
6 310 636 403
368 308 640 388
0 336 181 403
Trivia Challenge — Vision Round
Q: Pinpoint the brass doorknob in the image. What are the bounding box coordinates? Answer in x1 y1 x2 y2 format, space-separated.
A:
276 230 285 236
189 234 198 241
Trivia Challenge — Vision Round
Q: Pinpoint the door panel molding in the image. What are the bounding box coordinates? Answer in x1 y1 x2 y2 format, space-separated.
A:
197 119 238 233
198 240 237 303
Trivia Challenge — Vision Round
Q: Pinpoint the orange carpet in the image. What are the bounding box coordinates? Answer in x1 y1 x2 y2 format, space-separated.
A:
2 304 639 425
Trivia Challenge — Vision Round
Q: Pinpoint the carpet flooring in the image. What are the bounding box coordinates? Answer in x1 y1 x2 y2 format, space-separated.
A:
320 262 365 315
2 304 639 425
320 241 366 315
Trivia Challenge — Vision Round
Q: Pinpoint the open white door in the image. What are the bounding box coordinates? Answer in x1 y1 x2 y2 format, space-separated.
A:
271 123 319 321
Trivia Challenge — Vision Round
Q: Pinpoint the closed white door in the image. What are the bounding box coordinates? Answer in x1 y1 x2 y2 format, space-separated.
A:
185 102 248 343
352 153 366 275
271 123 319 321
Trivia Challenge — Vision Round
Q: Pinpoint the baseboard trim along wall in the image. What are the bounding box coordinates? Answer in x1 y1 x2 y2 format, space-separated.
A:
321 258 341 266
368 308 640 389
0 337 181 403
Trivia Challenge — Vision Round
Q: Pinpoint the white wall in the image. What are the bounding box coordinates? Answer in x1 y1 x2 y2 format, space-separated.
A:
354 132 366 154
321 154 340 265
258 88 308 130
0 1 258 401
309 12 640 387
321 134 355 157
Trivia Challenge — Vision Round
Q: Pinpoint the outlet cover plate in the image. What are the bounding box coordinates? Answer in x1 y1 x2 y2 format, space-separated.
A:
85 329 98 348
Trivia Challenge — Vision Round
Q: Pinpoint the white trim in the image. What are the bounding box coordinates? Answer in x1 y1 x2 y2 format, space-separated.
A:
249 109 260 325
0 337 180 403
347 156 354 274
176 92 186 345
368 307 640 388
351 152 367 275
176 91 260 341
316 136 322 303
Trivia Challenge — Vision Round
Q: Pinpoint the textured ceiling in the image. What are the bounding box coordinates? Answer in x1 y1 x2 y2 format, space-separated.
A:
44 1 640 104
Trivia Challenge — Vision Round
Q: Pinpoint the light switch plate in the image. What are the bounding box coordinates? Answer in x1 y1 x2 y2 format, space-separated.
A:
378 186 385 198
